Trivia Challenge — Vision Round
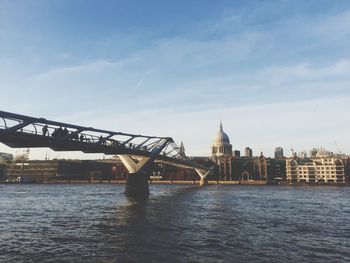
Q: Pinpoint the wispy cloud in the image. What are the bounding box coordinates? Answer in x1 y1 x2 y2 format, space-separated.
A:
35 59 120 80
135 70 153 89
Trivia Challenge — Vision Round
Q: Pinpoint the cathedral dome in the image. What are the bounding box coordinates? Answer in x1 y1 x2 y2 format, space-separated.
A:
212 121 230 146
211 121 232 158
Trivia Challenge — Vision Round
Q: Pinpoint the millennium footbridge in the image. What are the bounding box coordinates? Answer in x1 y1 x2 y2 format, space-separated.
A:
0 110 212 197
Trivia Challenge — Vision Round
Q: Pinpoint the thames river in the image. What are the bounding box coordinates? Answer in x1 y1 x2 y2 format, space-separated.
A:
0 184 349 262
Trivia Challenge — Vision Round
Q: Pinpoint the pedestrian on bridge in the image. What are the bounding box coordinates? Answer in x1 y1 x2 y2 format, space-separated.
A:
42 125 48 136
99 135 105 145
63 127 69 138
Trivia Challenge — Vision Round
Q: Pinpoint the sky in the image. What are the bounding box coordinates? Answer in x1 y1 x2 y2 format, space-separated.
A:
0 0 350 159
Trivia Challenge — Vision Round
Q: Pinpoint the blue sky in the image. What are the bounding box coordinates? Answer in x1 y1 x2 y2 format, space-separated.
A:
1 0 350 158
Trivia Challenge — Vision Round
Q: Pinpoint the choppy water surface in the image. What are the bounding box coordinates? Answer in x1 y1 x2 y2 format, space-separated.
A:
0 184 349 262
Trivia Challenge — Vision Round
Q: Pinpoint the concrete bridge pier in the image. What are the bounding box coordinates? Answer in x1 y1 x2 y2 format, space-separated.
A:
118 155 152 197
195 169 211 186
199 177 208 186
125 172 149 197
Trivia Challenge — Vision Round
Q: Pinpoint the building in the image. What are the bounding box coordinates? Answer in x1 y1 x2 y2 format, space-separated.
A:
0 164 6 181
310 148 318 158
274 147 284 159
268 158 287 181
211 121 232 158
211 121 233 180
0 152 13 163
315 147 334 158
253 153 268 180
286 157 345 183
4 159 126 183
179 141 185 157
343 157 350 183
210 122 285 182
244 147 253 157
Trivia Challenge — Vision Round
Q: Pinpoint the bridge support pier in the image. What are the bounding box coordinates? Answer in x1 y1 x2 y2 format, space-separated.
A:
125 172 149 197
199 177 208 186
118 155 152 198
195 169 211 186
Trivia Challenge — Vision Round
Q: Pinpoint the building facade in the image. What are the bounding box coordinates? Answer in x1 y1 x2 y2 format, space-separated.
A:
179 141 185 157
286 157 345 183
211 122 233 180
4 159 126 183
0 152 13 163
244 147 253 157
274 147 284 159
210 122 286 182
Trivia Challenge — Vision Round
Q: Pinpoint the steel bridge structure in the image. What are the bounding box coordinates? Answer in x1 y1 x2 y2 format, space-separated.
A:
0 110 211 196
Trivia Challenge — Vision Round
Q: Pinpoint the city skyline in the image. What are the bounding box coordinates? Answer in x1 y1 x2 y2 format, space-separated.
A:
1 0 350 158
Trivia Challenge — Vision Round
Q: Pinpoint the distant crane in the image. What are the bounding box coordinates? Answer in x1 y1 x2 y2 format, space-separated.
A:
291 144 295 157
334 141 343 155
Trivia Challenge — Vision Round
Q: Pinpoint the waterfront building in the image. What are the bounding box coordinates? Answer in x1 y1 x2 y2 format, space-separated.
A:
286 157 345 183
230 154 286 182
268 158 287 181
343 157 350 183
4 159 126 183
254 153 268 180
210 123 286 182
231 157 253 181
0 164 6 181
0 152 13 163
244 147 253 157
274 147 284 159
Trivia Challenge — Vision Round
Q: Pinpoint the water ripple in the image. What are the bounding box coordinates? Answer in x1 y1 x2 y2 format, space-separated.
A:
0 184 349 262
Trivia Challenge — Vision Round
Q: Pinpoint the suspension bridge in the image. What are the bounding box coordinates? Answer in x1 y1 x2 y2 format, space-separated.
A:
0 110 212 197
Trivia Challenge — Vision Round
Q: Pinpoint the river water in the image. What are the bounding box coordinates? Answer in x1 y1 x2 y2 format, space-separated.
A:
0 184 349 262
